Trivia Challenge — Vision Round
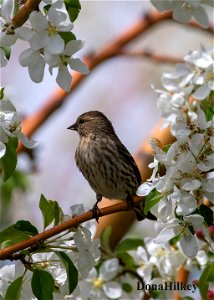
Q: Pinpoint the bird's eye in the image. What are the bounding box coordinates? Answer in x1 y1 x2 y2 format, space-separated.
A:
79 119 84 124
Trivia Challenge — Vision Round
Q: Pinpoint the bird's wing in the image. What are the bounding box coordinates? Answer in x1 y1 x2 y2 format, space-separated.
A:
116 140 142 185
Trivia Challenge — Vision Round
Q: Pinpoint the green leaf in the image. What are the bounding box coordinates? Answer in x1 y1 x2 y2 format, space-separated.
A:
56 251 78 294
1 137 18 182
39 194 56 228
43 4 51 13
169 234 180 246
144 189 164 215
116 238 144 253
1 169 28 203
181 297 194 300
0 87 5 99
53 201 64 225
64 0 81 22
31 269 55 300
59 32 76 45
198 262 214 300
5 276 23 300
39 195 64 228
117 252 135 269
122 282 133 293
0 220 38 247
100 226 112 253
199 204 213 226
15 220 38 235
0 46 11 60
162 144 171 153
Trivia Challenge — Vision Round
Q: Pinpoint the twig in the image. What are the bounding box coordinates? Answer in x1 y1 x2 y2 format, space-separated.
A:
17 10 213 152
119 50 184 64
12 0 42 28
0 196 144 260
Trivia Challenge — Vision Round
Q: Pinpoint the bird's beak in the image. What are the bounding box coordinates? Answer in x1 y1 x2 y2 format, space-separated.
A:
67 122 77 131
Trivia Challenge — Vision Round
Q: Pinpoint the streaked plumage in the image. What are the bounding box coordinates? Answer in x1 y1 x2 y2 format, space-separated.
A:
68 111 143 221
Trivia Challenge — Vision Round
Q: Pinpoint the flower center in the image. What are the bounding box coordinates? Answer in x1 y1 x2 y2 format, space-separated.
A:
92 278 104 289
47 23 57 36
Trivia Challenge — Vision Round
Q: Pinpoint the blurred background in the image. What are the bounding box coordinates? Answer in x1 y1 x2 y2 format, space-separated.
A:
1 1 212 235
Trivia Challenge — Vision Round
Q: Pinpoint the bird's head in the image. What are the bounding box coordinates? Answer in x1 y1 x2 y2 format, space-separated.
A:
67 111 115 137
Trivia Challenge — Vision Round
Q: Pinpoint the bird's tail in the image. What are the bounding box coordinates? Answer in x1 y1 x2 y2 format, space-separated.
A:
126 195 156 221
134 204 157 221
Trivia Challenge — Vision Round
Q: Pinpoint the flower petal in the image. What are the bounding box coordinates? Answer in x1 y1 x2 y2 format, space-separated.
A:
18 132 38 149
0 142 6 158
69 58 89 74
56 66 71 91
103 282 122 299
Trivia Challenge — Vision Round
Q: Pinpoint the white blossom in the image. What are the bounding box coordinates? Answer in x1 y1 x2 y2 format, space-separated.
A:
76 259 122 299
0 97 37 158
154 215 205 257
73 226 100 278
151 0 212 28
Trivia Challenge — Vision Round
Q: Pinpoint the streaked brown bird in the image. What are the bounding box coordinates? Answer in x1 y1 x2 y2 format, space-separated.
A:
67 111 149 221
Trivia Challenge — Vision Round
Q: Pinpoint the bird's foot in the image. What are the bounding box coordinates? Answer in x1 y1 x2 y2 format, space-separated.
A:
91 203 102 223
126 195 135 210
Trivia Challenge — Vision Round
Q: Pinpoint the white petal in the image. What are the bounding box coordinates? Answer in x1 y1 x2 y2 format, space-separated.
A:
99 259 119 281
0 99 16 112
0 33 17 46
0 142 6 158
30 32 49 50
19 48 35 67
180 233 198 258
44 51 60 66
0 49 7 67
184 214 204 225
29 11 48 31
56 66 71 91
64 40 84 56
28 56 45 83
208 80 214 90
182 179 201 191
154 227 176 244
103 282 122 299
15 27 34 41
137 182 154 196
45 35 64 55
193 7 209 28
1 0 14 21
69 58 89 74
48 6 66 25
173 5 193 23
18 132 38 149
193 85 210 100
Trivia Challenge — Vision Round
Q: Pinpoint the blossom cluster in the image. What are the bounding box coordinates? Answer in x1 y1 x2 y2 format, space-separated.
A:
151 0 213 28
137 48 214 258
0 92 37 159
0 222 100 300
72 236 211 300
0 0 89 91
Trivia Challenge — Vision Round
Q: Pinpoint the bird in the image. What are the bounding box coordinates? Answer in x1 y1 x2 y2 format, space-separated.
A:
67 111 152 222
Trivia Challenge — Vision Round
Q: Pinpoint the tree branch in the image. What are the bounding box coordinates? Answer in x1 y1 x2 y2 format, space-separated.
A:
0 196 144 260
12 0 42 28
17 10 213 152
119 50 184 64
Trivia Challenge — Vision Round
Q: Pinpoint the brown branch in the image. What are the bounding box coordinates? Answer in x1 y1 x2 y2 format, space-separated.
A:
119 50 184 64
0 196 144 260
174 265 189 300
12 0 42 28
17 10 213 152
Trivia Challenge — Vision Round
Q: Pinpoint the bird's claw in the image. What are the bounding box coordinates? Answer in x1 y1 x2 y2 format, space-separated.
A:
91 204 102 223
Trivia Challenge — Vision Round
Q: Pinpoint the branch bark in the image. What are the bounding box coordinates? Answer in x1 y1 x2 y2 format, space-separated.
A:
12 0 42 28
0 196 144 260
